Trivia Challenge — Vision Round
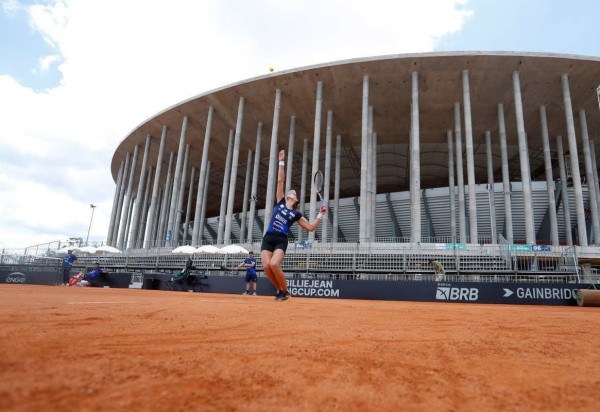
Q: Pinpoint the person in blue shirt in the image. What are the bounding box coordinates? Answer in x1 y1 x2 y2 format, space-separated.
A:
237 251 257 295
83 262 108 287
261 150 327 301
62 250 78 285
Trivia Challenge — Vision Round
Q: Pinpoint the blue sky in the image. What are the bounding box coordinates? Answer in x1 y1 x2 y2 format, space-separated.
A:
0 0 599 248
0 0 62 90
437 0 600 56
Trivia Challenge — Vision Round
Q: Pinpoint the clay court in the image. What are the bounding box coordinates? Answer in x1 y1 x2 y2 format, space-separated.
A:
0 285 599 411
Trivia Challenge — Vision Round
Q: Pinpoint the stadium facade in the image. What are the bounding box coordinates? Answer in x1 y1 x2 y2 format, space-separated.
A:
106 52 600 254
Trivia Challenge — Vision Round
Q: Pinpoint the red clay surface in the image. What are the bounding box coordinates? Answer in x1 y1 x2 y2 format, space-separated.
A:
0 285 599 411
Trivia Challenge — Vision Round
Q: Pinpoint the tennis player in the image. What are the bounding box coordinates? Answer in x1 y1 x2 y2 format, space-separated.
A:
261 150 327 301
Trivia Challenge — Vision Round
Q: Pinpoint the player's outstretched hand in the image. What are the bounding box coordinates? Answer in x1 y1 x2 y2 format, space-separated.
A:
320 205 327 214
279 150 285 161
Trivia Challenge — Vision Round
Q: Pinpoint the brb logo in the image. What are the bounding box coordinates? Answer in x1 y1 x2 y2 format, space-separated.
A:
436 286 479 301
5 272 26 284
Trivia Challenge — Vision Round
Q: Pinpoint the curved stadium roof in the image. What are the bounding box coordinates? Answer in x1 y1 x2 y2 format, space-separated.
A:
111 52 600 221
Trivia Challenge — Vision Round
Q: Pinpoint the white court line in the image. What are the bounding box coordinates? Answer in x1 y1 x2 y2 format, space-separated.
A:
67 301 139 304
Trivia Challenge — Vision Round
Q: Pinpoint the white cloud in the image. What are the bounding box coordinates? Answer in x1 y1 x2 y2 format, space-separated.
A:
37 54 60 72
0 0 472 248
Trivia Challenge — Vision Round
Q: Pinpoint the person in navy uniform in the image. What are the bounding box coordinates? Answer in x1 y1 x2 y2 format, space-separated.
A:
261 150 327 301
237 251 258 295
62 250 78 285
82 262 108 287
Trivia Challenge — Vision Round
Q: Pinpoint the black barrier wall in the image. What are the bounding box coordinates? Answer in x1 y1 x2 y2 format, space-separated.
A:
0 265 61 285
138 273 588 306
2 263 589 306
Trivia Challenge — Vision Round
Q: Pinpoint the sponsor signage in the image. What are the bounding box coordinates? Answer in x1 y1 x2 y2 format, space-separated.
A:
436 285 479 301
509 244 532 251
286 279 340 297
532 245 552 252
5 272 26 284
444 243 467 250
0 266 60 285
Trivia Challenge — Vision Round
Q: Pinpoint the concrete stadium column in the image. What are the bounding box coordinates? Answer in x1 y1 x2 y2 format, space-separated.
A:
107 160 125 246
410 71 421 243
217 130 234 244
579 110 600 244
123 196 135 248
322 110 333 242
111 152 130 246
448 130 457 243
462 70 478 243
485 131 497 243
157 152 175 245
129 135 152 248
117 144 139 250
198 161 211 243
333 135 341 243
454 103 466 243
366 106 373 241
498 104 513 243
372 132 377 241
298 139 309 243
360 76 369 242
561 74 587 246
309 82 323 241
138 167 153 247
173 144 190 245
167 116 189 245
240 150 252 244
264 89 282 234
247 123 263 243
591 141 600 223
192 106 213 245
153 189 163 246
225 97 246 245
285 116 296 194
513 71 535 244
557 136 573 246
539 106 559 246
145 125 167 247
183 167 196 244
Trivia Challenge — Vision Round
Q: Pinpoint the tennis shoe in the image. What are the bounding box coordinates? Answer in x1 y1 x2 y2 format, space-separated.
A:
252 292 257 296
279 291 291 301
242 291 250 295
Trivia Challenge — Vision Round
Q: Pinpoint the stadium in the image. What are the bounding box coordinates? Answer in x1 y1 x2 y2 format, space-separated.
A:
3 52 600 411
108 51 600 248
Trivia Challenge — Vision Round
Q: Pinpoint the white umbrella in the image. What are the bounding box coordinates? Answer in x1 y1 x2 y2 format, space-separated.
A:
172 245 197 254
95 245 122 254
219 244 250 254
78 246 97 254
57 246 80 254
195 245 221 254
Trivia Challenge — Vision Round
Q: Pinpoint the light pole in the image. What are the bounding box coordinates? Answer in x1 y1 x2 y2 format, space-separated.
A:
86 204 97 246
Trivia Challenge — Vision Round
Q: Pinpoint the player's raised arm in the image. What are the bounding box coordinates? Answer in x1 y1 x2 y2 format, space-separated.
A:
276 149 285 202
297 204 328 232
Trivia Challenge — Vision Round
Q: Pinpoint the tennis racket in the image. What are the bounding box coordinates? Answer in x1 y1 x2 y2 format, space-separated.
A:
314 170 324 206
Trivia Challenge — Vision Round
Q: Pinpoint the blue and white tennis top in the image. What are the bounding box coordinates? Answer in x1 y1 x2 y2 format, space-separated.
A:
266 199 303 237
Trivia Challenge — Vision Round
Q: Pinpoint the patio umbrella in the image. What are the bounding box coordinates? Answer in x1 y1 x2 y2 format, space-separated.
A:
78 246 98 254
219 244 250 254
172 245 197 254
195 245 221 254
95 245 122 254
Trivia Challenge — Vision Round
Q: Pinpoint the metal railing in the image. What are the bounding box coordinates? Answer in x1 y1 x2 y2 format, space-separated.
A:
60 240 582 282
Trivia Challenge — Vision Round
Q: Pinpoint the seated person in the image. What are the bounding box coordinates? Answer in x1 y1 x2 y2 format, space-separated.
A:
172 257 196 283
82 262 109 287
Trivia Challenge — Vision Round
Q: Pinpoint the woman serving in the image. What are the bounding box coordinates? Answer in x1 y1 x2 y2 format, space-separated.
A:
261 150 327 301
